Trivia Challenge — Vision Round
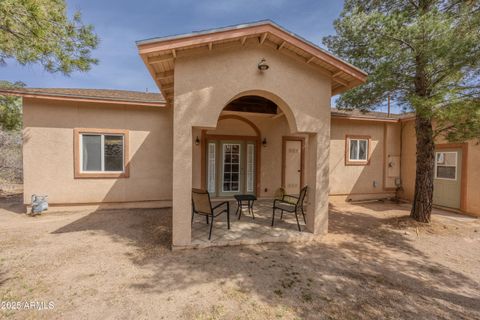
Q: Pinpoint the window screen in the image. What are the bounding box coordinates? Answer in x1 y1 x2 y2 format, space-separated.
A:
104 135 124 171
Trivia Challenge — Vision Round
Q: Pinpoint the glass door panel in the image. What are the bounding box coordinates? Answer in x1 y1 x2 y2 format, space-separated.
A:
206 140 257 197
222 143 241 193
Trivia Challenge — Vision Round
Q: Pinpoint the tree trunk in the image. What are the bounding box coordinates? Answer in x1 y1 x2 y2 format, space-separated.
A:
410 115 435 222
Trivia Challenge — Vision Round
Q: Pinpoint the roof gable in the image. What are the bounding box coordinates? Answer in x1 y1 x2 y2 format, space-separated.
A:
136 21 367 105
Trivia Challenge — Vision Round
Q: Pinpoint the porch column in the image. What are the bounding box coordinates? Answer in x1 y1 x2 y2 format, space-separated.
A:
305 131 330 234
172 108 193 247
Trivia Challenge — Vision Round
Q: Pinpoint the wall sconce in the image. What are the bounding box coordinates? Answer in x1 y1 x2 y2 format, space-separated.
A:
195 136 200 146
262 137 267 147
258 58 269 71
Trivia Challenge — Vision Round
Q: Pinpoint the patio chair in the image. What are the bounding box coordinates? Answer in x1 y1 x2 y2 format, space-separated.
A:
271 186 307 232
191 188 230 240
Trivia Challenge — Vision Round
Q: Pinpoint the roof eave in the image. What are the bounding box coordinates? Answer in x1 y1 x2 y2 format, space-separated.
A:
136 21 367 83
0 90 166 107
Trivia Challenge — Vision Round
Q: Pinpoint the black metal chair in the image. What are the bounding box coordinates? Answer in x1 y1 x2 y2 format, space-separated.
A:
191 188 230 240
271 186 307 231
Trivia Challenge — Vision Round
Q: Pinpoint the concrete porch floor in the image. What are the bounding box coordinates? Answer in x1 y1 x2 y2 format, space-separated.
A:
191 199 315 248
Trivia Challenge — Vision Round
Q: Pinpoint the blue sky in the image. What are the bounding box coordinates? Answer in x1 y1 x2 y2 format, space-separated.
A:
2 1 392 110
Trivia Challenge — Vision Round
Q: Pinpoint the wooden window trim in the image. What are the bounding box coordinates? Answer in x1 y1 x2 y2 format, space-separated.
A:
74 128 130 179
345 135 371 166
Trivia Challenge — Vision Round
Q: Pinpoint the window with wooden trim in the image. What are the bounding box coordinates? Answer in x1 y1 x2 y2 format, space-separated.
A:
346 136 370 165
74 129 129 178
435 151 457 180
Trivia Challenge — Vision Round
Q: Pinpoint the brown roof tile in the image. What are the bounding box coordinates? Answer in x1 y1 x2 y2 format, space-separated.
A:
0 87 166 106
0 87 416 120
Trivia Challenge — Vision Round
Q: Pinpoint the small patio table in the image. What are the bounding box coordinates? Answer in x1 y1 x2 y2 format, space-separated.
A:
234 194 257 220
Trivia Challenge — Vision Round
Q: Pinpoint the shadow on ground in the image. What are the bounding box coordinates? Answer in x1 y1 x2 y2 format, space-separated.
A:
0 193 24 214
48 201 480 319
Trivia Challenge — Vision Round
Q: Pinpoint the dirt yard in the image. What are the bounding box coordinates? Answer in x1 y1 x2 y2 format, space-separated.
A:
1 194 479 320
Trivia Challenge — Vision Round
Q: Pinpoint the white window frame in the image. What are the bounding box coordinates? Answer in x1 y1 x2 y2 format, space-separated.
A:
207 142 216 193
435 151 457 181
246 143 255 193
80 133 125 173
348 138 369 162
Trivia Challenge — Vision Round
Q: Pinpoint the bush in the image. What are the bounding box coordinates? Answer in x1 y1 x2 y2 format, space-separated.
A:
0 130 22 186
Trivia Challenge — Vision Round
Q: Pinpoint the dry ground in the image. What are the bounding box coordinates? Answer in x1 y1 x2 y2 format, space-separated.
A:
1 194 479 320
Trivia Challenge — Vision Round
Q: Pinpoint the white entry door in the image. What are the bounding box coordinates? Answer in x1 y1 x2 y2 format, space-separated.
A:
433 149 462 209
283 138 303 195
206 140 257 197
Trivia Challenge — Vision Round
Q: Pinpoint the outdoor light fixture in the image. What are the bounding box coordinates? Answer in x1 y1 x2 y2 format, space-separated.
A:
262 137 267 147
195 136 200 146
257 58 269 71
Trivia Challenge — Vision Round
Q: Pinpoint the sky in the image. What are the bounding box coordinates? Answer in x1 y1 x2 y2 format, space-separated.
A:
2 0 393 111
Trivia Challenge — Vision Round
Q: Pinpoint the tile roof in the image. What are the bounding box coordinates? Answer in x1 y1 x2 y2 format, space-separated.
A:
0 87 166 106
0 87 415 120
331 108 414 120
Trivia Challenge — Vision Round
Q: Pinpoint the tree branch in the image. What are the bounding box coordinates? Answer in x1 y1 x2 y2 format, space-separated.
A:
408 0 419 10
384 35 416 52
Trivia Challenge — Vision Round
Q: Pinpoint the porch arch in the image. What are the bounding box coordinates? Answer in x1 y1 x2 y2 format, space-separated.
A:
217 114 261 137
220 89 299 134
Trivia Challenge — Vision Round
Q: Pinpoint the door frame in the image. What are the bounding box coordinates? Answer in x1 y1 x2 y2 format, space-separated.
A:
202 133 261 196
281 136 305 192
218 140 243 197
435 143 468 212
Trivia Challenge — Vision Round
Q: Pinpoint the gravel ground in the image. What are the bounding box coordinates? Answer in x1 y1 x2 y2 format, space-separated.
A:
1 194 479 320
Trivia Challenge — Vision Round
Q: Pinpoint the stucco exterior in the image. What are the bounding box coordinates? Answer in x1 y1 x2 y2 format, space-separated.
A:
22 98 173 206
172 43 332 246
329 119 401 200
193 114 308 198
400 119 480 216
17 21 480 250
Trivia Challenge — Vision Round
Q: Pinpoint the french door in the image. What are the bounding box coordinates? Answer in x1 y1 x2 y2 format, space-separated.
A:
206 140 256 197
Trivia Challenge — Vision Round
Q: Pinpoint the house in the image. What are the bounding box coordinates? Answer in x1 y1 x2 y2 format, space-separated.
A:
1 21 478 248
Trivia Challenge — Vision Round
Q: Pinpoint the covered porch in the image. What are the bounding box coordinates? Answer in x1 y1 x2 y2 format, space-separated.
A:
136 21 367 248
188 94 313 246
191 199 314 247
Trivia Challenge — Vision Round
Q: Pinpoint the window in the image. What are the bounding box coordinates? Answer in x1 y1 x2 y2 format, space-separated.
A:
74 129 129 178
346 136 370 165
246 143 255 193
435 151 457 180
207 142 216 193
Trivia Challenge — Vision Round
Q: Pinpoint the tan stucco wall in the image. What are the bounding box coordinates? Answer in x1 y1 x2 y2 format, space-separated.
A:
400 120 480 216
465 141 480 215
193 114 308 198
22 98 173 205
206 118 257 136
173 43 332 246
400 120 416 201
329 119 401 200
